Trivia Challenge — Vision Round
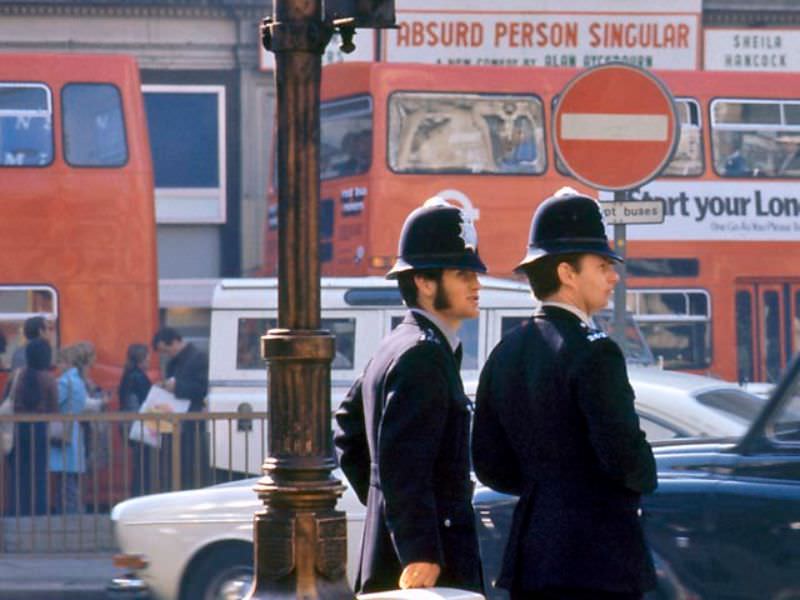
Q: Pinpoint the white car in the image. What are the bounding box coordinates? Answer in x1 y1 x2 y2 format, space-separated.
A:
109 471 365 600
109 372 763 600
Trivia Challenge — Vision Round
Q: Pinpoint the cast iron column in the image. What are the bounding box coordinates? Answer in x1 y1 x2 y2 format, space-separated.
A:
245 1 350 598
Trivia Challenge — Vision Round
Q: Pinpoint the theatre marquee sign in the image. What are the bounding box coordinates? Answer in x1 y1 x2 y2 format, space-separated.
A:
381 0 701 70
704 29 800 72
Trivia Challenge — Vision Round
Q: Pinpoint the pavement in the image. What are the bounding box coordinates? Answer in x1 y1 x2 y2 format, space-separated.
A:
0 553 122 599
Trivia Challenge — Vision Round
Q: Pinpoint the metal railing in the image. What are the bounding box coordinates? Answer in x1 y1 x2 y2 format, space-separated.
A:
0 411 268 553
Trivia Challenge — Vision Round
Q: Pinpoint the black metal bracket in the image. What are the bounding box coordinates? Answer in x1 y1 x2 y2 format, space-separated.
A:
261 17 335 54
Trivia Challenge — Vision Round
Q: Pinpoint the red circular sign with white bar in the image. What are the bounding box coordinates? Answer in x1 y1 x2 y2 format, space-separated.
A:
553 62 679 191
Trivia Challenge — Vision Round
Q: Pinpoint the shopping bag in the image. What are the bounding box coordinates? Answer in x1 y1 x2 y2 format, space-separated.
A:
128 386 190 449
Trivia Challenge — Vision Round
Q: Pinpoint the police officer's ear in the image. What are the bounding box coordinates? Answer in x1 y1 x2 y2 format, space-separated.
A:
555 257 582 289
413 273 438 305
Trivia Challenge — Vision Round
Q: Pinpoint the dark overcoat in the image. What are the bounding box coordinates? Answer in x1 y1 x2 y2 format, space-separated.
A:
334 311 482 594
472 306 657 595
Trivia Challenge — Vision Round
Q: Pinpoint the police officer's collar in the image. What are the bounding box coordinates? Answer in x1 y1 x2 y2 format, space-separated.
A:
539 301 594 328
408 308 461 352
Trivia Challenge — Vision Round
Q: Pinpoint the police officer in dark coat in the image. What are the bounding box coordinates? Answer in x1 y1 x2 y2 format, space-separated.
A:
472 190 658 600
334 199 485 594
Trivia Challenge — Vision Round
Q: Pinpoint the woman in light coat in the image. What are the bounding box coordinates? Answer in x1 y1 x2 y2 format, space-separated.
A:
49 344 88 513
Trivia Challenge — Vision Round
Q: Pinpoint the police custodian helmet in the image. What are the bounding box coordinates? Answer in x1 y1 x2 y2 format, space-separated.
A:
386 197 488 279
516 188 623 273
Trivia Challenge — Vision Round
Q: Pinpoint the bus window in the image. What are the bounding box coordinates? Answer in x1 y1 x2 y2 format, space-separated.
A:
795 290 800 358
626 258 699 278
62 83 127 167
629 289 711 370
0 83 53 167
320 95 372 180
661 98 703 176
736 290 755 383
0 286 58 370
763 290 782 382
712 99 800 177
388 92 545 175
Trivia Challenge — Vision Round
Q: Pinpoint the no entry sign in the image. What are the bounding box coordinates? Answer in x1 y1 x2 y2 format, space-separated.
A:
553 63 679 191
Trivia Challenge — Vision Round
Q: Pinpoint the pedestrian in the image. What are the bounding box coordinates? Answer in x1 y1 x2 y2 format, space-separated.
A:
50 344 90 513
9 316 54 371
118 343 153 496
472 190 658 600
7 338 58 516
151 327 208 490
334 198 485 594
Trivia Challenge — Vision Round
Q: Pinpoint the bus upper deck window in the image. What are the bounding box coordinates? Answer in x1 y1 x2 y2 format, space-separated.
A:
0 83 53 167
62 83 128 167
711 99 800 178
320 95 373 181
388 92 545 176
661 98 704 177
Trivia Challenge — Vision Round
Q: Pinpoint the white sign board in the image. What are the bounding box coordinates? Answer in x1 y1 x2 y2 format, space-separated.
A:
599 181 800 241
260 30 375 71
600 200 665 225
704 29 800 72
382 1 701 69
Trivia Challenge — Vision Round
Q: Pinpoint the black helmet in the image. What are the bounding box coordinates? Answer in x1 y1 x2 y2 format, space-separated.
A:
516 189 622 272
386 198 487 279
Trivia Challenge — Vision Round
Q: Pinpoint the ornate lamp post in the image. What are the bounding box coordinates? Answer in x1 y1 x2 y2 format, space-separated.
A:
245 2 394 599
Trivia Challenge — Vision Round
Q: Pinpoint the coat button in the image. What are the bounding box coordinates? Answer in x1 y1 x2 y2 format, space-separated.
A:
444 518 452 528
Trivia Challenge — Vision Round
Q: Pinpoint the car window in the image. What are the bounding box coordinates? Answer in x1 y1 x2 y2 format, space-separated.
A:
770 371 800 442
638 412 688 441
695 388 765 425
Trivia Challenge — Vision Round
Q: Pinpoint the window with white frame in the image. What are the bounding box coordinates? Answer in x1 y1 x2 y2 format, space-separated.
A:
0 286 58 370
0 83 53 167
143 85 226 223
627 289 711 370
712 98 800 178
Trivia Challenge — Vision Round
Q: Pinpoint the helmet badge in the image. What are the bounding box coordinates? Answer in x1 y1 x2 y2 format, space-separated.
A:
459 214 478 251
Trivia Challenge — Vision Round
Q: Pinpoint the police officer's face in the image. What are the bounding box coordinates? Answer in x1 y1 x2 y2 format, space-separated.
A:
563 254 619 315
416 269 481 327
436 269 481 324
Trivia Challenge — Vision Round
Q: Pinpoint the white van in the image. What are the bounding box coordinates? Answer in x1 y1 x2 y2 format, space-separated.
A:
206 276 760 475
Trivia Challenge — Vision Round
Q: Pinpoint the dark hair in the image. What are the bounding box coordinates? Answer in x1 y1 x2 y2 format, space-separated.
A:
25 338 52 370
0 331 6 354
151 327 182 350
522 253 584 300
17 338 52 412
23 316 46 341
125 343 149 372
397 269 443 307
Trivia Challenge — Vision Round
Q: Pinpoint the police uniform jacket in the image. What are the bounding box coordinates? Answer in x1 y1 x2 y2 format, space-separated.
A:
472 305 657 595
334 311 482 594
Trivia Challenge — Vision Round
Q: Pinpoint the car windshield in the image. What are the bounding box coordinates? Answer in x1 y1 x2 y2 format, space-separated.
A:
695 387 766 426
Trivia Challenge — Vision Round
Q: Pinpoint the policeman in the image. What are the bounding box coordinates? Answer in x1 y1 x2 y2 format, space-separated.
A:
472 190 657 600
334 198 485 594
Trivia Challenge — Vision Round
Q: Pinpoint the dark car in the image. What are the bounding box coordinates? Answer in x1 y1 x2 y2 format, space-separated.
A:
473 354 800 600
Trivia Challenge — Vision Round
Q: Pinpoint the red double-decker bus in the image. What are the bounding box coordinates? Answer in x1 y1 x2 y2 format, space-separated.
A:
265 61 800 384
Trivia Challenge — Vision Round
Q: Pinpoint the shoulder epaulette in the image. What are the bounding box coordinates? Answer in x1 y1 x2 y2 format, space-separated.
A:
419 328 441 344
586 329 608 342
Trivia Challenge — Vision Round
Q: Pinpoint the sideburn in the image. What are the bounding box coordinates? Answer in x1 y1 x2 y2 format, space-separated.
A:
433 281 451 311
